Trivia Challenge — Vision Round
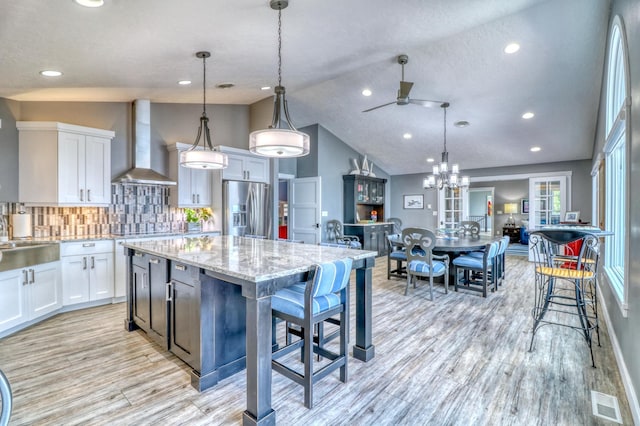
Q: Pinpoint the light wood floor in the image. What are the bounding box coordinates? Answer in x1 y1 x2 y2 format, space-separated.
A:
0 256 633 425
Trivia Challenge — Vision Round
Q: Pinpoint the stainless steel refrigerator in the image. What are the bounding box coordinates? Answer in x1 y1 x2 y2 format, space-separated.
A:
223 180 272 238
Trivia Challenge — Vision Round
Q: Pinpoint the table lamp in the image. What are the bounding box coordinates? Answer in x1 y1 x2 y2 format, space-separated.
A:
504 203 518 226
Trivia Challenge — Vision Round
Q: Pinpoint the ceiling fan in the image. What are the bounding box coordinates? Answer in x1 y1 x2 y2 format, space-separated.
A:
363 54 446 113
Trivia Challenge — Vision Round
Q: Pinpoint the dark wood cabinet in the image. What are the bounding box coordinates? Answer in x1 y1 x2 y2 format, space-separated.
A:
343 175 387 223
168 262 199 368
502 226 521 243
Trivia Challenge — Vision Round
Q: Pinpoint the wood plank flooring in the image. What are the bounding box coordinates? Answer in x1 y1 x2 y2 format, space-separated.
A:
0 255 633 425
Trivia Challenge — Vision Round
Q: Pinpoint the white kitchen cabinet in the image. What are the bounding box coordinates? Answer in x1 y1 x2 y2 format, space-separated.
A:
61 241 114 305
217 146 269 183
167 142 213 207
0 261 62 334
17 121 115 206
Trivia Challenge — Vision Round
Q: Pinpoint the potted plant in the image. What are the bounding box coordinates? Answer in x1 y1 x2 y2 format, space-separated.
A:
184 207 213 232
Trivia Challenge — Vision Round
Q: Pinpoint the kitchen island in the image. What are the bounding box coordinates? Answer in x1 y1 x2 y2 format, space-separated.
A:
122 235 377 426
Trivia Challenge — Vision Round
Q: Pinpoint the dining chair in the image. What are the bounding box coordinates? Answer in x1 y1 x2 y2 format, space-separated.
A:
452 240 500 297
386 233 407 279
401 228 449 299
529 230 600 366
387 217 403 234
326 219 362 249
466 236 509 287
0 368 12 426
458 221 481 236
271 258 352 408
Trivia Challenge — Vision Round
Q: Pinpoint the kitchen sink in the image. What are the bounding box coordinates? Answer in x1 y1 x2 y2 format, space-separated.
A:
0 241 60 272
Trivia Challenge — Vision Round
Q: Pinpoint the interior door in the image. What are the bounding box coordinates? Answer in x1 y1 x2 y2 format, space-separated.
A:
528 175 568 260
290 177 321 244
437 186 469 230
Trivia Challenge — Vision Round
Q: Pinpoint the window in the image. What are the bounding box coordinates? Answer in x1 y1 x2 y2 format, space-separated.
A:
602 16 629 312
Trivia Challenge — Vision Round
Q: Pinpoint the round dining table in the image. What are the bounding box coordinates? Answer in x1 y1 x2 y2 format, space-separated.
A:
433 234 502 253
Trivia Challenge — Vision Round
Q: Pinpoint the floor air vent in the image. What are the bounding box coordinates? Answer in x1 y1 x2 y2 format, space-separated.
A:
591 390 623 424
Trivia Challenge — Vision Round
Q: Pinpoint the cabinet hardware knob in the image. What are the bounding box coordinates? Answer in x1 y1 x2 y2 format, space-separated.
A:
80 189 84 202
174 264 187 271
82 243 95 247
149 258 160 264
83 257 87 270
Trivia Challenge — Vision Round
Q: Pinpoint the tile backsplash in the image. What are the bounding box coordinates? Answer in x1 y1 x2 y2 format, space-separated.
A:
0 184 206 238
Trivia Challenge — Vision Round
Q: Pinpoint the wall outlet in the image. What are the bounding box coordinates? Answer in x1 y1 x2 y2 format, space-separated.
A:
432 211 438 216
427 204 432 209
321 211 328 217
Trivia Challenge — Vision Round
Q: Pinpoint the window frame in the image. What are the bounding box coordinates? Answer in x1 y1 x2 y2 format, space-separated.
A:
601 15 630 316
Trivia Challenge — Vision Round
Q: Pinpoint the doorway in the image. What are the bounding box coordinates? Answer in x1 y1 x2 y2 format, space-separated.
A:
468 187 494 235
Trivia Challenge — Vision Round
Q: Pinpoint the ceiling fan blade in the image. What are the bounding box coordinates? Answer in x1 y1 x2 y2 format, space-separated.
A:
409 98 447 107
362 101 397 113
399 81 414 99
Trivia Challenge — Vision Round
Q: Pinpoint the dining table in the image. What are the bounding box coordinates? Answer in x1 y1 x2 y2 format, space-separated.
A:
122 235 377 426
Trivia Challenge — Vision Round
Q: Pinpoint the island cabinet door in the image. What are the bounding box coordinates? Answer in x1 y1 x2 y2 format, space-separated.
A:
169 263 199 369
132 255 151 331
148 256 169 348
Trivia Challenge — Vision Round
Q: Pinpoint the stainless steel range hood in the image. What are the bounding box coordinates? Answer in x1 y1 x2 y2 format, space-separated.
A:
112 99 176 186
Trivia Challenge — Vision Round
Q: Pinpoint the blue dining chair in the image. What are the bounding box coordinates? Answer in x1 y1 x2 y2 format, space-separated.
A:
325 220 362 249
387 233 407 279
271 258 352 409
401 228 449 299
452 240 500 297
466 236 509 287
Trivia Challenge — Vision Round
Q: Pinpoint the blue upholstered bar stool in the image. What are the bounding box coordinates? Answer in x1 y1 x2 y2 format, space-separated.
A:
452 241 500 297
271 258 352 408
0 369 12 426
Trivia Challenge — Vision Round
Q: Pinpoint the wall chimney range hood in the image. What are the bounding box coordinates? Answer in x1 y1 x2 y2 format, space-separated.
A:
112 99 176 186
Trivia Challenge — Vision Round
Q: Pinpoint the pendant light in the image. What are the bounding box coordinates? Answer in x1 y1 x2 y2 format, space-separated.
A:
249 0 310 158
180 51 228 169
423 102 470 190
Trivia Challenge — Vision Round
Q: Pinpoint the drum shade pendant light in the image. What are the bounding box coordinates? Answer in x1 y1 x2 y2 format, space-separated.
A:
249 0 310 158
423 102 469 190
180 51 228 169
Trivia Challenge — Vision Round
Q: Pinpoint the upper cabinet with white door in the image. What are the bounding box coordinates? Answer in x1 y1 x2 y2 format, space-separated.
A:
167 142 213 207
17 122 114 206
217 146 269 183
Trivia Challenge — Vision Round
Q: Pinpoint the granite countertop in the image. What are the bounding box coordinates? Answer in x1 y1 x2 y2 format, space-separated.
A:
27 230 221 244
123 235 376 283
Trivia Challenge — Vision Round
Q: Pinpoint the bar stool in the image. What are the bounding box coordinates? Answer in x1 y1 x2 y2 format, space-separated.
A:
529 229 600 367
0 369 12 426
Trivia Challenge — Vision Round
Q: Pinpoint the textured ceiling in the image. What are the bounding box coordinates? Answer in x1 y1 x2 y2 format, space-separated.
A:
0 0 610 175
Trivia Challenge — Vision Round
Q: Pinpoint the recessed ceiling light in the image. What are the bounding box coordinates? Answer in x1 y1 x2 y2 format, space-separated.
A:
362 89 372 97
426 158 435 163
40 70 63 77
454 120 470 128
261 86 271 91
216 82 234 89
522 112 535 119
178 80 192 85
74 0 104 7
403 133 412 139
530 146 541 152
504 43 520 54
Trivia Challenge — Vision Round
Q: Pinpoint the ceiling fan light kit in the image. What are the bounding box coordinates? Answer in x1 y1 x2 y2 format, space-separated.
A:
180 51 229 170
249 0 310 158
423 102 469 190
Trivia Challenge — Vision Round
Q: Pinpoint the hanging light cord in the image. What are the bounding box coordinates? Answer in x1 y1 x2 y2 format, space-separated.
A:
443 106 447 154
277 8 282 88
201 54 207 118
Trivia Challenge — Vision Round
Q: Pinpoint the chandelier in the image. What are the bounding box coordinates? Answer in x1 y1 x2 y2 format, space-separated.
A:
249 0 310 158
423 102 469 190
180 51 228 170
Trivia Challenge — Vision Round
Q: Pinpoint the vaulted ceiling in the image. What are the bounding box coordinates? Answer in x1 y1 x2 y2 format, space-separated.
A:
0 0 610 175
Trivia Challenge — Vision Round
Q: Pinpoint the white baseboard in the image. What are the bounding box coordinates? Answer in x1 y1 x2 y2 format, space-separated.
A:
598 285 640 424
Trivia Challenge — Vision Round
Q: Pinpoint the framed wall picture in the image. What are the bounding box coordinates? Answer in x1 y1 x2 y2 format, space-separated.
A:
564 211 580 223
403 194 424 209
521 198 529 214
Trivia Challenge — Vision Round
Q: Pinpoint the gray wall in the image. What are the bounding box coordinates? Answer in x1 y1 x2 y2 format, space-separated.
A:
388 174 439 229
298 123 391 240
0 98 21 202
593 0 640 414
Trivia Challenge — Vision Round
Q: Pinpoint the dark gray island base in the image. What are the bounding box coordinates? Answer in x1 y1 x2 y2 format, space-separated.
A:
123 235 377 426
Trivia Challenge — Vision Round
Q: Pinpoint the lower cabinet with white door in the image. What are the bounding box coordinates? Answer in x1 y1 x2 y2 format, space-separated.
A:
61 240 114 305
0 261 62 335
